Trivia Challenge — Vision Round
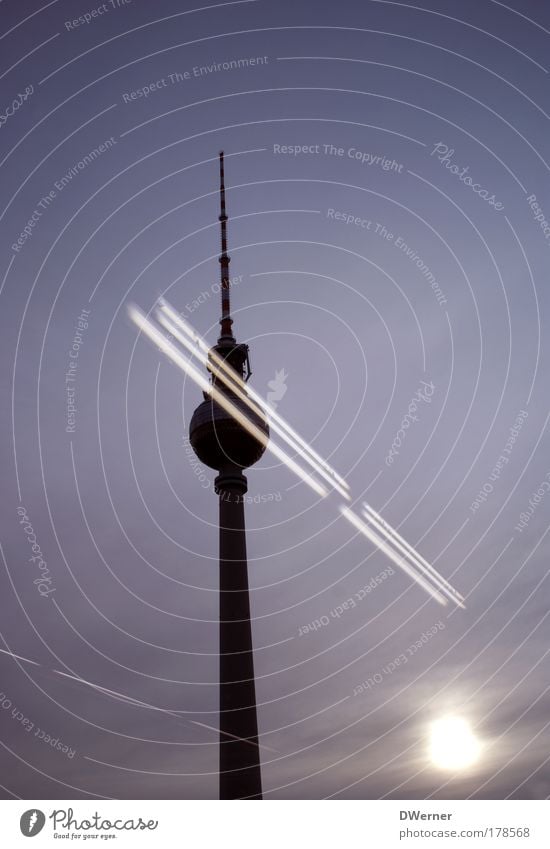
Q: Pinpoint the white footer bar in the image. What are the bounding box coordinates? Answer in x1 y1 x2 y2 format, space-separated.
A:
2 799 549 848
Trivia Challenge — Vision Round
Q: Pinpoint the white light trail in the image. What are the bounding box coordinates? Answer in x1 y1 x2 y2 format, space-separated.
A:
156 303 350 501
54 670 184 718
158 301 350 489
361 503 465 607
189 720 277 752
129 302 465 608
0 646 271 750
0 646 41 666
129 306 328 498
0 646 184 719
340 507 448 606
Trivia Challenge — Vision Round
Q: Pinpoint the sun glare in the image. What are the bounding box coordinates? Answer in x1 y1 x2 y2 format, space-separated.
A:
429 716 481 771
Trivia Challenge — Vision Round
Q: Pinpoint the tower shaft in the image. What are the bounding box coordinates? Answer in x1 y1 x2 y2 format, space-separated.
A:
216 469 262 799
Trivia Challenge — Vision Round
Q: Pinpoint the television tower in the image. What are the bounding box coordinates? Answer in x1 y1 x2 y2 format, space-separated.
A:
189 153 269 799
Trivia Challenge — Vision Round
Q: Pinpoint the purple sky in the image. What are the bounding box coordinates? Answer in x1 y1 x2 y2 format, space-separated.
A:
0 0 549 799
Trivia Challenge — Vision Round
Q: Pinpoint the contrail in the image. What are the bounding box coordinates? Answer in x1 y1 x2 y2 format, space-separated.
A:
189 720 277 752
157 307 350 500
57 674 272 751
361 503 465 607
0 646 41 666
53 670 185 719
1 646 275 751
341 507 448 606
129 305 328 498
129 302 464 608
0 647 186 719
157 300 350 499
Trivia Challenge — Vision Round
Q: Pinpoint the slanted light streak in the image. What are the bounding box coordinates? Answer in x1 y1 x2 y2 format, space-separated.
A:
130 303 464 607
363 503 464 604
129 306 328 498
0 646 184 718
156 303 350 501
157 300 350 498
0 647 269 751
0 646 40 666
54 670 184 718
340 507 447 605
189 719 277 752
361 504 465 607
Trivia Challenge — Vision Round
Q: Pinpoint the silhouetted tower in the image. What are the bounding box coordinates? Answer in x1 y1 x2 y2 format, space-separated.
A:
189 152 269 799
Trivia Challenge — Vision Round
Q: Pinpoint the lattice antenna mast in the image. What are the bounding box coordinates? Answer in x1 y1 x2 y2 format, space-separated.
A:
218 151 235 344
213 151 251 382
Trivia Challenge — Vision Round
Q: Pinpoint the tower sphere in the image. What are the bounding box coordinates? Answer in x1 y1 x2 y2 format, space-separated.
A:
189 393 269 471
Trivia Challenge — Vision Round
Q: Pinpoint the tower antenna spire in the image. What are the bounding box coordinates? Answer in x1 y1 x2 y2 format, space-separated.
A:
218 151 234 343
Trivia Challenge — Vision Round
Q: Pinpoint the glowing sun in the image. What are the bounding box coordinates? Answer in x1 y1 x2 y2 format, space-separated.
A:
428 716 481 771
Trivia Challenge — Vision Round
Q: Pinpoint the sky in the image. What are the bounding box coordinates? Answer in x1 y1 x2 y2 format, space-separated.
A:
0 0 549 800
